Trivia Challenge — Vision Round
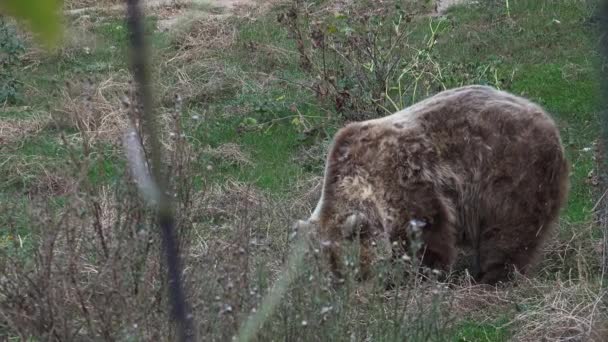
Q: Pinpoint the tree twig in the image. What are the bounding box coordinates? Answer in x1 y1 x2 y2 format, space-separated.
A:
124 1 195 340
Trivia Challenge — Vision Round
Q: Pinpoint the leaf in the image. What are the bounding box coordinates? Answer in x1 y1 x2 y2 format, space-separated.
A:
242 117 258 126
0 0 63 48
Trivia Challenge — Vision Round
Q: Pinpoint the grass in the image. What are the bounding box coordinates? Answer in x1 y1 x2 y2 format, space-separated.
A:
237 126 301 190
452 319 510 342
0 0 606 341
205 121 304 192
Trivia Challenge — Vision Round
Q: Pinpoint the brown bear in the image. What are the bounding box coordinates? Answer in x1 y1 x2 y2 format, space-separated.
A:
297 85 570 285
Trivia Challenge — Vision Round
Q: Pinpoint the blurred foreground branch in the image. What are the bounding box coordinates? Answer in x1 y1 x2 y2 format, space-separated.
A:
124 0 195 340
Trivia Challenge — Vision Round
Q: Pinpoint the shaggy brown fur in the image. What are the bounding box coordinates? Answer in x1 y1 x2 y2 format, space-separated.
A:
299 85 569 285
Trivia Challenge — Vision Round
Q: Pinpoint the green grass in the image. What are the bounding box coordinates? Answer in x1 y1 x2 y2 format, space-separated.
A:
452 319 510 342
191 104 318 192
0 132 65 189
443 0 595 64
0 107 48 120
174 14 329 192
86 148 125 186
95 15 171 53
0 193 67 258
232 14 299 71
206 121 304 192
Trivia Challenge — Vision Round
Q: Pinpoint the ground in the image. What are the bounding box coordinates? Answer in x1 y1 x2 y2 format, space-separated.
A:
0 0 607 341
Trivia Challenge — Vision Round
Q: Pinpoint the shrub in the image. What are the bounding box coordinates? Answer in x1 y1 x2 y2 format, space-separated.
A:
278 0 444 120
277 0 513 122
0 17 25 105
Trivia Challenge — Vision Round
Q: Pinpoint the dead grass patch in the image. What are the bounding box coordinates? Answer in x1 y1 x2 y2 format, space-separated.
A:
63 0 191 11
592 320 608 341
239 40 298 74
51 73 182 150
157 12 244 106
509 279 607 342
0 154 66 192
539 220 604 281
190 180 265 222
0 115 49 146
205 143 253 167
293 138 330 168
24 168 78 198
168 16 236 62
52 77 128 144
63 0 123 9
158 60 241 107
449 282 515 316
441 278 607 341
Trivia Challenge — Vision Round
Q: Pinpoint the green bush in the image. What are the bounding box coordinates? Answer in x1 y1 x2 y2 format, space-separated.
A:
0 17 24 104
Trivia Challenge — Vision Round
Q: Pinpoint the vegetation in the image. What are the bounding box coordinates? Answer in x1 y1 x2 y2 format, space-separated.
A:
0 19 25 104
0 0 606 340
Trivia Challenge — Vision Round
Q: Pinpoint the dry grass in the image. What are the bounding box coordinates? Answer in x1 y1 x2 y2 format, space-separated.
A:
25 167 78 197
539 220 605 282
0 152 76 196
190 180 265 221
160 17 241 105
52 76 131 145
158 60 242 107
284 175 326 233
442 277 608 341
52 74 187 147
63 0 191 10
168 16 236 56
509 279 607 342
155 1 288 108
0 115 49 146
63 0 124 9
205 143 253 167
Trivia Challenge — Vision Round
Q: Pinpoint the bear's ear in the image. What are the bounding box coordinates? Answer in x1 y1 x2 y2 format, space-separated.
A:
343 212 368 238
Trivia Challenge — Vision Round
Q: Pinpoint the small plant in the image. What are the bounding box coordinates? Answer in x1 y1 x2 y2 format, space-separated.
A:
0 17 25 105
